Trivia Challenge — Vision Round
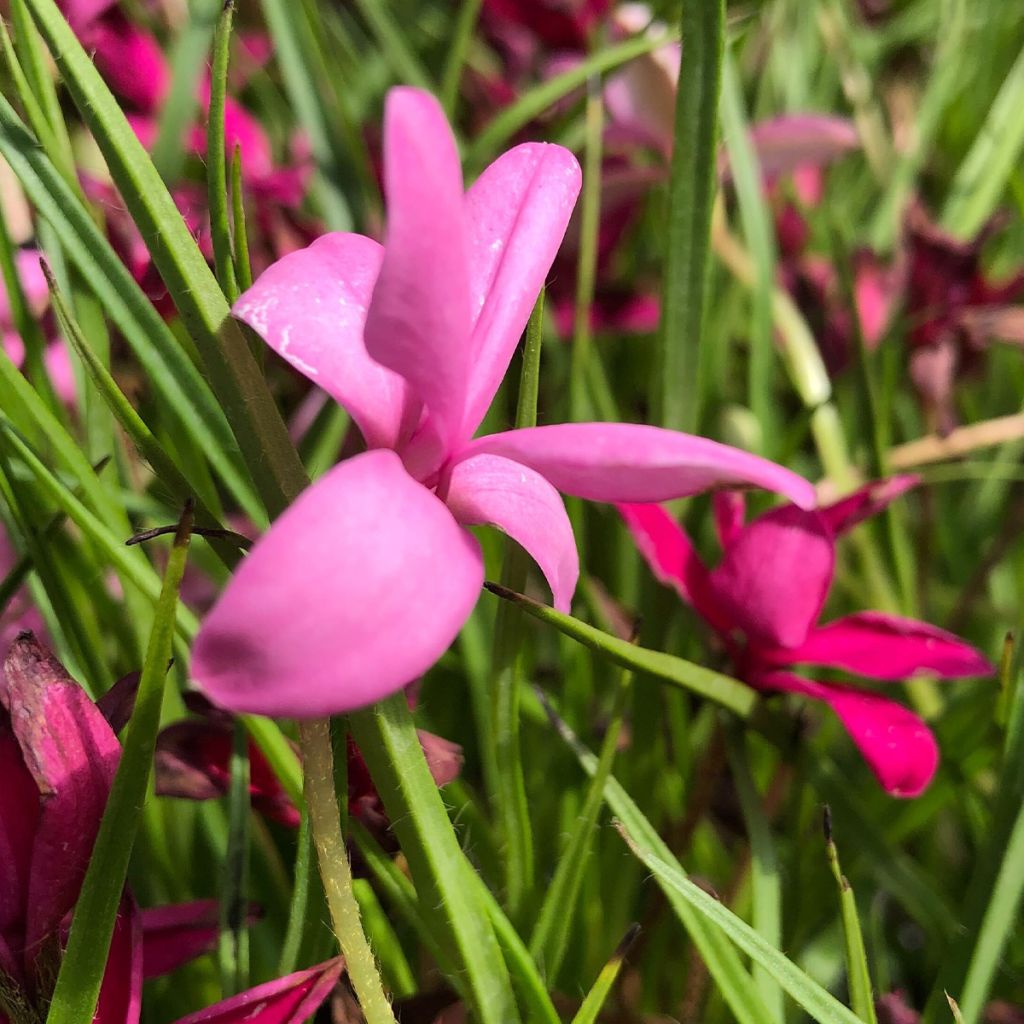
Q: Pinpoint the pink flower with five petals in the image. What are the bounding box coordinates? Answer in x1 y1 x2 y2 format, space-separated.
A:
189 86 815 719
619 478 993 797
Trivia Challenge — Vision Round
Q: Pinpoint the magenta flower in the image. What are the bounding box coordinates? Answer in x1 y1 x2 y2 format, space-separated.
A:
618 478 993 797
0 634 240 1021
189 86 814 718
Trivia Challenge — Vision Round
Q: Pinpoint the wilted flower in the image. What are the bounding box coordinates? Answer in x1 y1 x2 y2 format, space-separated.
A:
619 478 993 796
190 86 814 718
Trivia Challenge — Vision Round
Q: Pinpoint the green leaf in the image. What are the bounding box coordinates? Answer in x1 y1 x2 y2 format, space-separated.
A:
0 93 264 522
824 810 879 1024
725 727 785 1022
657 0 724 433
569 926 640 1024
465 29 680 169
546 701 773 1024
941 41 1024 239
207 0 239 302
616 822 865 1024
217 720 252 996
277 809 315 977
484 583 758 717
22 0 308 519
440 0 484 116
530 662 632 981
45 503 193 1024
350 694 521 1024
350 0 432 89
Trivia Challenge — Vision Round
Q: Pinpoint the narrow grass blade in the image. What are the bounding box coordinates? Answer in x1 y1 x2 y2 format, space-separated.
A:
0 419 200 640
491 295 544 920
657 0 724 433
440 0 483 115
150 0 219 182
277 809 314 976
23 0 308 518
616 822 865 1024
217 720 252 996
546 702 773 1024
924 641 1024 1024
569 925 640 1024
725 727 785 1022
353 878 417 999
823 809 879 1024
44 502 194 1024
941 41 1024 239
230 146 253 292
465 29 679 168
207 0 239 302
719 51 778 451
484 583 757 717
530 664 632 981
350 694 520 1024
0 95 263 521
350 0 432 89
259 0 355 231
241 714 303 806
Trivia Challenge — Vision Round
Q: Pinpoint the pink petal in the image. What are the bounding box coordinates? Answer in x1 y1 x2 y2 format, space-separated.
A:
173 959 343 1024
232 232 411 450
142 900 254 978
772 612 994 680
1 634 120 950
84 12 168 113
191 450 484 718
444 453 579 611
616 503 732 635
462 424 817 508
461 143 581 435
757 670 939 797
0 726 40 944
363 87 472 454
818 475 919 537
742 114 860 181
95 897 143 1024
709 506 834 649
712 491 746 549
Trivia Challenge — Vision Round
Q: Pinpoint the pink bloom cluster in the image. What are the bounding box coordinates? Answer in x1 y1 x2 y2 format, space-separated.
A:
190 86 815 719
0 633 340 1024
619 479 993 796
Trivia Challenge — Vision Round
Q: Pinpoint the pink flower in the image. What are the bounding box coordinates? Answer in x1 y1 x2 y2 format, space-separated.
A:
189 86 814 719
618 478 993 797
0 634 240 1021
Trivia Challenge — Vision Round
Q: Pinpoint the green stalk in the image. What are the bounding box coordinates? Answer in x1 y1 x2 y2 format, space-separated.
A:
440 0 484 116
298 718 396 1024
207 0 239 302
217 720 252 996
45 503 194 1024
491 294 545 920
657 0 725 433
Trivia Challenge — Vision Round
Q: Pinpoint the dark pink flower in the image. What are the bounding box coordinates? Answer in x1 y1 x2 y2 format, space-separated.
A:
189 87 814 719
0 634 244 1022
618 478 993 797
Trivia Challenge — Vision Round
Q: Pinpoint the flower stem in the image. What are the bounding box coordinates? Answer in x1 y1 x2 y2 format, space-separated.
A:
297 717 396 1024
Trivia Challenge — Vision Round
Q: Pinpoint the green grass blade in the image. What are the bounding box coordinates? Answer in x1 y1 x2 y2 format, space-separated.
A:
616 822 865 1024
485 583 757 717
207 0 239 302
465 29 679 168
350 694 521 1024
217 720 252 996
277 809 314 976
230 146 254 292
941 41 1024 239
530 664 632 981
45 503 193 1024
546 703 773 1024
719 50 778 451
440 0 483 116
569 926 639 1024
0 94 263 522
824 811 879 1024
22 0 308 518
491 295 544 921
150 0 219 182
350 0 432 90
657 0 724 433
725 727 785 1022
258 0 354 231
